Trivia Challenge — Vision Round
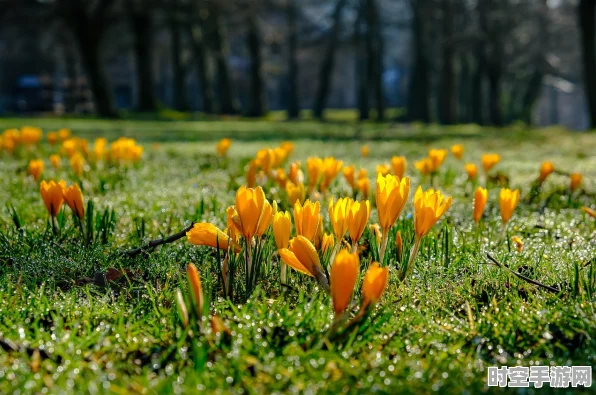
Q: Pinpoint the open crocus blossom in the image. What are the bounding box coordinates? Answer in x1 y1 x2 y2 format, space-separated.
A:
63 183 85 219
428 149 447 172
361 262 388 309
330 250 359 316
294 199 321 242
273 211 292 250
320 157 343 192
255 199 276 237
279 236 329 291
285 181 306 205
306 157 323 193
499 188 520 224
255 148 276 175
216 138 232 157
413 186 452 239
288 161 303 184
465 163 478 180
356 176 370 198
570 173 583 192
451 144 464 160
328 197 351 240
28 159 44 181
481 153 500 173
347 200 371 248
538 161 555 182
376 174 410 234
415 158 433 176
40 180 66 217
187 223 241 252
391 156 407 178
233 186 267 240
343 165 356 190
473 186 488 223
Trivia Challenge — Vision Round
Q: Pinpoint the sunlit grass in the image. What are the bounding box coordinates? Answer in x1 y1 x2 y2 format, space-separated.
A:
0 119 595 393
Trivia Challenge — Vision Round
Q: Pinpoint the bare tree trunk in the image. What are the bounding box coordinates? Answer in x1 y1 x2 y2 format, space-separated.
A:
579 0 596 129
170 18 188 112
128 3 158 112
204 4 238 115
189 23 214 114
486 67 503 126
246 13 267 117
406 0 430 122
58 0 118 118
471 42 484 125
457 54 471 123
366 0 384 121
62 39 78 113
313 0 348 120
356 0 369 121
287 0 300 119
439 0 456 124
479 0 503 126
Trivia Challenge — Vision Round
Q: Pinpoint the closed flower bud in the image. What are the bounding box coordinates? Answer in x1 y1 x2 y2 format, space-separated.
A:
40 180 66 217
481 153 500 173
328 197 352 240
538 161 555 182
570 173 583 192
376 174 410 234
294 199 321 242
273 211 292 250
361 262 388 309
499 188 520 224
465 163 478 180
63 183 85 219
186 223 241 252
216 138 232 157
347 200 371 245
473 187 488 223
233 186 268 240
451 144 464 160
330 250 359 315
391 156 407 178
28 159 44 181
187 263 204 320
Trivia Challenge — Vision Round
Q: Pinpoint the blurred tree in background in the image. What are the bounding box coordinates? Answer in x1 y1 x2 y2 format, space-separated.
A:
0 0 593 129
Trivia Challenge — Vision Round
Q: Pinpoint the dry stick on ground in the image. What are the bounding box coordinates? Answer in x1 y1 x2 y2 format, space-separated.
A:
120 222 195 257
485 253 560 294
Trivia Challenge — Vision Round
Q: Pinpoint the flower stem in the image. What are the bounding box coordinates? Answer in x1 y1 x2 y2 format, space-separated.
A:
400 237 421 282
498 223 508 244
378 232 389 264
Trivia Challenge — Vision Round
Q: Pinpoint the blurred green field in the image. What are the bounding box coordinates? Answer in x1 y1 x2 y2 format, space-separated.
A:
1 119 595 393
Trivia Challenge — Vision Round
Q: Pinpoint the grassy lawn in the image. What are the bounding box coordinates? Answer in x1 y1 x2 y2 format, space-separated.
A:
1 119 595 393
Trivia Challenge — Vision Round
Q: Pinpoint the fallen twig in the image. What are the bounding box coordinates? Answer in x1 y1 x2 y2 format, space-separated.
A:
120 222 195 257
486 253 560 294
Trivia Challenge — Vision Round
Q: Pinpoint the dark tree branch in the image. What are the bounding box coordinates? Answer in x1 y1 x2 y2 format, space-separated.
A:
120 222 195 258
